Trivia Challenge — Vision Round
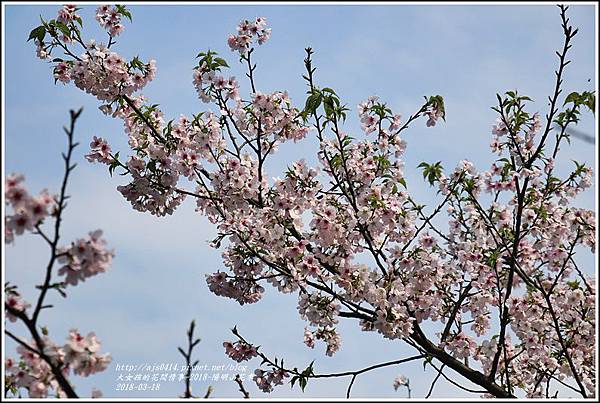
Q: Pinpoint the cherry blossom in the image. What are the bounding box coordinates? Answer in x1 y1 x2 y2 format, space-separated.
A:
28 4 596 399
4 174 56 243
223 340 259 362
227 17 271 55
5 329 111 398
95 5 127 37
253 367 289 393
5 109 113 399
5 291 31 323
393 374 409 390
85 136 112 164
56 230 114 286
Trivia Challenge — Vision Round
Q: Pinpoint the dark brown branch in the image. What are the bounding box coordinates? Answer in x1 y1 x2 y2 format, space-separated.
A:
234 374 250 398
32 108 81 326
122 95 166 144
5 304 77 397
527 5 577 166
4 109 83 399
232 328 424 397
243 48 257 94
489 177 528 385
425 363 445 398
428 361 488 395
178 320 201 398
203 385 214 398
4 330 42 356
539 289 587 397
440 283 473 342
409 320 513 398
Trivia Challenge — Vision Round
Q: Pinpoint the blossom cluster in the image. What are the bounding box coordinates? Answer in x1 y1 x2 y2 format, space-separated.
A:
5 290 31 323
297 293 339 328
222 340 258 362
31 5 596 398
57 46 156 102
357 95 402 135
424 95 445 127
206 271 265 305
57 4 80 25
303 326 342 357
503 281 596 396
34 5 148 102
56 230 114 286
5 330 111 398
253 367 289 393
5 174 56 244
95 5 126 37
227 17 271 55
443 332 478 360
193 67 240 103
85 136 112 164
393 374 409 391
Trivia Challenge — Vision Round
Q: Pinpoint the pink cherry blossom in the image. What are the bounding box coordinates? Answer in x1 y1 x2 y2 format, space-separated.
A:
28 4 596 398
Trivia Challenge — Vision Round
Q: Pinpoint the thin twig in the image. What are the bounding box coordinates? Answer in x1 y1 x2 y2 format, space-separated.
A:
178 320 201 398
234 374 250 398
426 364 446 398
6 110 83 398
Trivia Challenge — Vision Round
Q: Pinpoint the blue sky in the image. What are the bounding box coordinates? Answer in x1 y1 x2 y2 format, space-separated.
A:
3 2 596 399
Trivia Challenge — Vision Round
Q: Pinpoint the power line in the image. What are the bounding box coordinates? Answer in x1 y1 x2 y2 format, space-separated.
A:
552 125 595 144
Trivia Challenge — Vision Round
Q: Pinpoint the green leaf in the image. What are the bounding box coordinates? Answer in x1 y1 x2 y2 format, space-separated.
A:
299 377 307 392
304 93 322 116
329 154 342 169
418 161 443 186
423 355 433 371
28 25 46 42
323 96 334 117
417 162 430 179
55 21 71 37
147 159 157 173
130 56 145 70
214 57 229 68
116 5 133 22
564 91 596 115
563 91 581 106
